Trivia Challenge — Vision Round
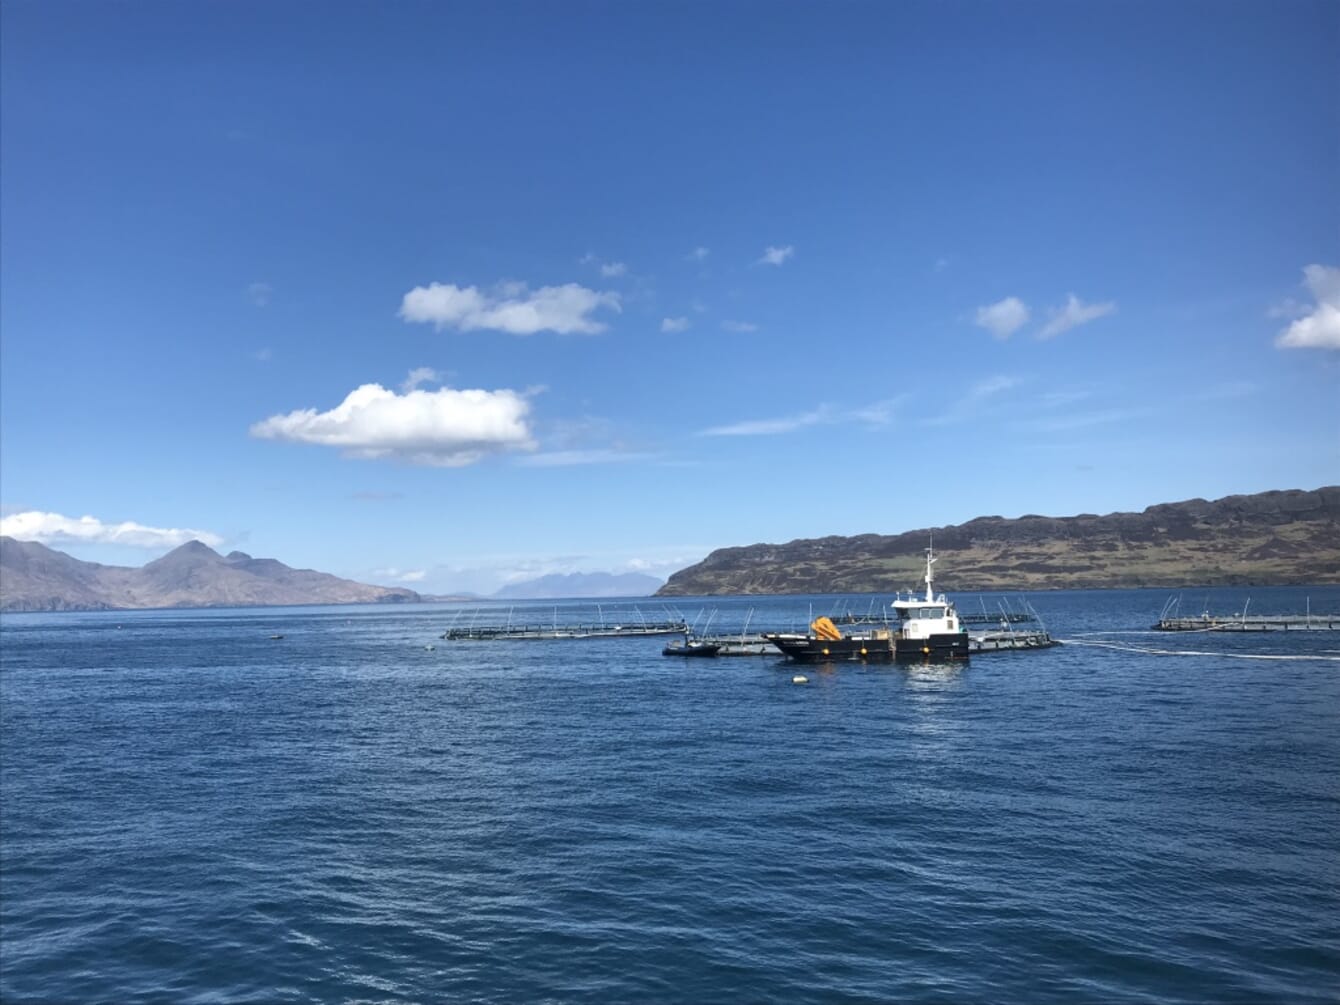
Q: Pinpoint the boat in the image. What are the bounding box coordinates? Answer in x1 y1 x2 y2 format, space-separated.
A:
662 638 722 657
764 546 971 662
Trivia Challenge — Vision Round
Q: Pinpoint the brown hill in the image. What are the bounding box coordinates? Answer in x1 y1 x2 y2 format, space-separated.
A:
657 487 1340 595
0 538 421 612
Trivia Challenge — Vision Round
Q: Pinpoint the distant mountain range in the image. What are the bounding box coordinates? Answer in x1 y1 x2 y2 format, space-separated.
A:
0 538 421 612
658 487 1340 595
492 571 664 599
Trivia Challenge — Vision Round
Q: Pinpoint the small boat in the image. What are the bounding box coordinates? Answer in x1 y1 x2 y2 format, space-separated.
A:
662 639 722 657
764 545 970 662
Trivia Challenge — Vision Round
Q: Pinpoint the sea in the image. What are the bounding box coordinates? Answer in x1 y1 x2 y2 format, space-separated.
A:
2 586 1338 1004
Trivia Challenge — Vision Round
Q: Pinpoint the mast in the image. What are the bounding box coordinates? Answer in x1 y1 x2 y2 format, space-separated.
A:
924 544 937 603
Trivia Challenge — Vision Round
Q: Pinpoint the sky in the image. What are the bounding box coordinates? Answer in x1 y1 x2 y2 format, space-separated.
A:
1 0 1337 596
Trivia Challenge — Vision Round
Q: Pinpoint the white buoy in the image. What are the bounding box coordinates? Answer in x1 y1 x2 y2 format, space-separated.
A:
792 674 809 685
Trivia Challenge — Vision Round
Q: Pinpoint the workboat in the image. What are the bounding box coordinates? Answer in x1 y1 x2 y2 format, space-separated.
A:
764 546 970 662
662 638 722 657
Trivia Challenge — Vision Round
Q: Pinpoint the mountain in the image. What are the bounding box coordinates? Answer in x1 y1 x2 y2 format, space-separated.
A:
493 571 664 600
0 538 422 612
658 487 1340 595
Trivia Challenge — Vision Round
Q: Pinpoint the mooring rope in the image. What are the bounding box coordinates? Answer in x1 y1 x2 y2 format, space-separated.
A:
1056 638 1340 663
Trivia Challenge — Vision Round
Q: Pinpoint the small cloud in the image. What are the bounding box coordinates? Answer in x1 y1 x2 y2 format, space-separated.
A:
688 247 710 261
924 375 1021 426
250 383 535 467
246 282 273 307
252 347 273 362
661 317 690 333
934 257 950 272
758 245 794 266
1012 406 1154 433
1037 294 1116 339
697 399 899 437
700 407 832 436
401 367 442 392
974 297 1030 339
0 511 223 549
600 262 628 278
373 567 427 583
721 320 759 333
399 280 620 335
1275 264 1340 350
515 449 656 467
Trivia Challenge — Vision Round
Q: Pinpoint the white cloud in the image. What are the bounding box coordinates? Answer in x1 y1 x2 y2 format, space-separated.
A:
1275 264 1340 350
974 297 1030 339
923 375 1022 426
1011 406 1154 433
515 449 656 467
661 317 690 333
246 282 272 307
600 261 628 278
399 281 620 335
0 511 223 549
696 398 903 437
1037 294 1116 339
721 320 759 333
700 407 832 437
400 367 443 392
758 245 795 266
373 567 427 583
250 383 535 467
689 247 710 261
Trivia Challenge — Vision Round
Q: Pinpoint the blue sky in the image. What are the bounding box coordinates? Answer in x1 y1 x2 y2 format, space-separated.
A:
2 0 1337 595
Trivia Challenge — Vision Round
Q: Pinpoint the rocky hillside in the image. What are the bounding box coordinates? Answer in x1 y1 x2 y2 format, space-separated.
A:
658 487 1340 595
0 538 422 612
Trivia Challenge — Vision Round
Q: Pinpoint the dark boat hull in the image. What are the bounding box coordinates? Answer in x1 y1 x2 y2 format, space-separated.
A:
663 642 721 657
765 633 969 662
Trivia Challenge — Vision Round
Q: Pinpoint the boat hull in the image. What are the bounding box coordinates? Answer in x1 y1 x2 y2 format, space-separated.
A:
764 633 970 662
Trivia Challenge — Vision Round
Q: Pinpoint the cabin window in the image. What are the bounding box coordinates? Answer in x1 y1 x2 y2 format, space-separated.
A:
925 607 944 618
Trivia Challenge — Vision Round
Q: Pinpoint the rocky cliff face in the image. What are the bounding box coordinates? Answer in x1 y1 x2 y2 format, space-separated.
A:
0 538 422 612
657 487 1340 595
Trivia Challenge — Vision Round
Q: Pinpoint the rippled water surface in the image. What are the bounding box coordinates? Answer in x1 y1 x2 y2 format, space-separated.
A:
3 587 1338 1003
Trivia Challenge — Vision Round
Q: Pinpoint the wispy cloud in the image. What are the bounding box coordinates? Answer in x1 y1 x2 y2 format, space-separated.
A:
758 245 794 266
251 383 535 467
373 567 427 583
600 261 628 278
700 407 831 437
661 317 690 333
721 320 759 333
399 280 620 335
924 375 1022 426
973 297 1030 339
400 367 442 392
1011 406 1154 433
514 448 656 467
0 511 223 549
699 398 900 437
1038 294 1116 339
688 247 710 262
1274 264 1340 350
246 282 272 307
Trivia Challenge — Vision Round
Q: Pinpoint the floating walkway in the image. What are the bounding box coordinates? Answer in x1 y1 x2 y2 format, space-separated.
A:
1153 615 1340 632
443 619 687 640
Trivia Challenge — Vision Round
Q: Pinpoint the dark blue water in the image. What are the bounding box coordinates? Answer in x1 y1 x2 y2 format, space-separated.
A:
3 587 1338 1003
